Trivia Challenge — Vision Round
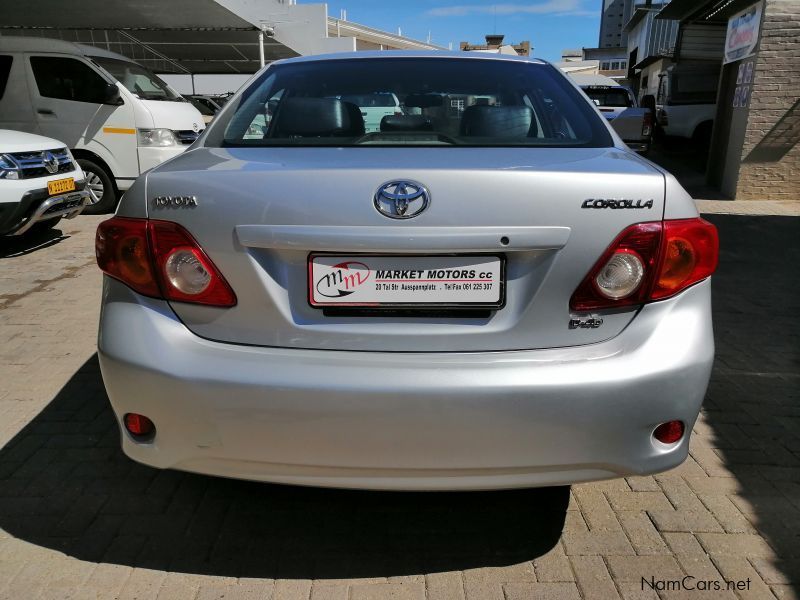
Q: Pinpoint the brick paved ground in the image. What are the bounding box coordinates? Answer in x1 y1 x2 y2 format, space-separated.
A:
0 213 798 600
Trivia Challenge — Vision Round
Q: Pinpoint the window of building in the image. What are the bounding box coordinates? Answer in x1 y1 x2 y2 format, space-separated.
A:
30 56 109 104
601 61 611 70
611 61 620 70
0 55 12 100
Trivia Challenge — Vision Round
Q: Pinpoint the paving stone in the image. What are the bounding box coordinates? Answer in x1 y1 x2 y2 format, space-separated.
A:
562 530 635 556
503 582 581 600
698 494 758 534
572 487 622 531
605 556 683 583
711 556 777 600
273 579 312 600
616 511 671 555
425 572 465 600
662 533 707 557
570 556 620 600
349 583 424 600
749 557 800 584
697 533 776 557
533 544 574 582
606 491 673 513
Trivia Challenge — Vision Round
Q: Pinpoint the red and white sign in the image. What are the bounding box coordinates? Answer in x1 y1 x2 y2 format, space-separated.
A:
724 2 762 65
309 255 503 307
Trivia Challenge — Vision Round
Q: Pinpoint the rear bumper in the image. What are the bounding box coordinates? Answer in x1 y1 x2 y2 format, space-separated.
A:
98 278 714 490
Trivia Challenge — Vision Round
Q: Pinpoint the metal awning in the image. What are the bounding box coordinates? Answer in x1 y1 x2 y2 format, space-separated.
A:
657 0 759 23
0 0 298 74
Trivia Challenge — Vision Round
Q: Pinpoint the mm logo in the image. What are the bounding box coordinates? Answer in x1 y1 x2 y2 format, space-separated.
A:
152 195 198 208
316 261 370 298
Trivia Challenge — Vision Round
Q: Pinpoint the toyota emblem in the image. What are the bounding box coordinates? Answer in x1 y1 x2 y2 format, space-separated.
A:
373 180 430 219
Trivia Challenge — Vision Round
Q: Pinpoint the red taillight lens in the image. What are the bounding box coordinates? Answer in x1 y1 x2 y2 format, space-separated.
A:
148 221 237 306
124 413 155 438
651 218 718 301
642 111 653 137
95 217 160 297
570 218 718 311
96 217 236 307
570 222 662 311
653 420 684 444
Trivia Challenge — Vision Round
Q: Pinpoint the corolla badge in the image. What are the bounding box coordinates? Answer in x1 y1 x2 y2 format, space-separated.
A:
374 180 430 219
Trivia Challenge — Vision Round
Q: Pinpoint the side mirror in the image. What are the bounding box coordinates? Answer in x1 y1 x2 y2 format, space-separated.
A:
103 83 123 106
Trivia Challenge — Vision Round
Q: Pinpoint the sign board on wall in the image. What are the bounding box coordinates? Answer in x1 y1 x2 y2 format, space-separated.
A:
724 2 763 64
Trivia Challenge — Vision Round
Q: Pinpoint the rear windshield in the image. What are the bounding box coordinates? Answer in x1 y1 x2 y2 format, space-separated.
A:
209 58 613 148
582 87 633 108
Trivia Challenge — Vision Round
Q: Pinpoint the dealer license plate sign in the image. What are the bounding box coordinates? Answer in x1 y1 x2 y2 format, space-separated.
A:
309 255 504 308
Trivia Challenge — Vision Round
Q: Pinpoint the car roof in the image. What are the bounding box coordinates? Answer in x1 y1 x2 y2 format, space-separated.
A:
272 50 548 67
0 35 142 63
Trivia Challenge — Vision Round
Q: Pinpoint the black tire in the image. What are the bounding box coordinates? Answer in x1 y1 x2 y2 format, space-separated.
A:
77 158 118 214
27 216 62 235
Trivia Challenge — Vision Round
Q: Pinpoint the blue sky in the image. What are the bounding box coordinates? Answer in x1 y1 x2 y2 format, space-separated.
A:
327 0 602 62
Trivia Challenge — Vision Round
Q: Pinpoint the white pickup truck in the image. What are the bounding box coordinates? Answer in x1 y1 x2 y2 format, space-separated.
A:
570 74 654 154
0 129 89 236
655 62 721 146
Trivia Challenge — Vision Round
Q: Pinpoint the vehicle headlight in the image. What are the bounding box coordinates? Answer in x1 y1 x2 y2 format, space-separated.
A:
137 128 179 147
0 154 20 180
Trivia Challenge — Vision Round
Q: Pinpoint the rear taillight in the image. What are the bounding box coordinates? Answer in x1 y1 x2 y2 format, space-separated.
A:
96 217 236 307
642 111 653 137
570 218 718 312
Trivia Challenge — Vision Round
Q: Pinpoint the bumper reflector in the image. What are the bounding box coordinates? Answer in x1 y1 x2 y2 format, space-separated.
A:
653 420 685 444
124 413 155 438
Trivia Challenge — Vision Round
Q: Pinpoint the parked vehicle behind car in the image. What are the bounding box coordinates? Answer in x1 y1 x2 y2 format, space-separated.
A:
655 61 721 147
96 52 718 491
0 129 89 236
0 36 205 214
570 74 653 154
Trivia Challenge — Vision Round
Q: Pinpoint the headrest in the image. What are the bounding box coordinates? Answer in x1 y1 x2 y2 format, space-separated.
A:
460 105 536 137
273 97 364 137
380 115 434 132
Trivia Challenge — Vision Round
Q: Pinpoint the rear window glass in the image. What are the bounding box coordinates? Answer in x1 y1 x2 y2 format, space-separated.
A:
0 55 11 100
582 87 633 108
211 58 612 148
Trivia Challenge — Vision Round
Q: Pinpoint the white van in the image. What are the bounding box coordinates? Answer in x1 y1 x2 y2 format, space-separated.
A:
0 36 205 213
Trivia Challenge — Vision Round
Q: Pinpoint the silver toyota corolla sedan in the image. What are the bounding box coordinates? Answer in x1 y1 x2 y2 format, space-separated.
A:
96 51 718 490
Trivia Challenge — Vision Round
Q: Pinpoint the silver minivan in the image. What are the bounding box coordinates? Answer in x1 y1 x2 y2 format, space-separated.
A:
96 52 718 490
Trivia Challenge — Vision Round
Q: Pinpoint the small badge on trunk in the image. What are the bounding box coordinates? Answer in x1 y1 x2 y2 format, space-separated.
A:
152 196 198 208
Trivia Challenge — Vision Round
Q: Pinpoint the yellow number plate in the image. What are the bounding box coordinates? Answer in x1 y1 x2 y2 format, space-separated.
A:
47 178 75 196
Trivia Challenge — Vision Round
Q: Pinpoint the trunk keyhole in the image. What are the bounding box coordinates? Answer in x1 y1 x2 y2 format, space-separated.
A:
500 236 510 246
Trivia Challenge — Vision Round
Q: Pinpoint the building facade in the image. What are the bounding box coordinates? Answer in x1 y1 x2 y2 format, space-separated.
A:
599 0 634 48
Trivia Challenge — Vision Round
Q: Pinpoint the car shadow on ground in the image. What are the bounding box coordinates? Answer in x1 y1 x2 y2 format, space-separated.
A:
703 215 800 591
0 354 568 579
0 227 68 258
